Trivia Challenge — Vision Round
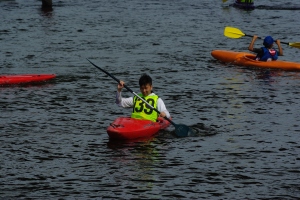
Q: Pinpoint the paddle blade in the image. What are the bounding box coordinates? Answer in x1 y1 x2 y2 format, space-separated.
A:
289 42 300 49
174 124 194 137
224 26 246 39
222 0 228 2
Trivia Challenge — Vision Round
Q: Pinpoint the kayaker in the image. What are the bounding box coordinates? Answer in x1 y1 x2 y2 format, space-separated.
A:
248 35 283 61
116 73 170 122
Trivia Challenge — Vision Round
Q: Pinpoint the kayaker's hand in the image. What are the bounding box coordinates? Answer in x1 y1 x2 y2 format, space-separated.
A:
275 39 280 45
118 81 125 92
159 112 166 118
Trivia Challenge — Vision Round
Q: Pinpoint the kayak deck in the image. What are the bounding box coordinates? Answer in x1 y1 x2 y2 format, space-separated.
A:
0 74 56 85
211 50 300 71
107 117 170 140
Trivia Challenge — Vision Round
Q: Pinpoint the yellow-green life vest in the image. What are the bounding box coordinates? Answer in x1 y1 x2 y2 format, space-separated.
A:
239 0 253 3
131 94 159 122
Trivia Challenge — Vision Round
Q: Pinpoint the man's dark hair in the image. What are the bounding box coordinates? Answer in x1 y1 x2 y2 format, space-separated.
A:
139 74 152 87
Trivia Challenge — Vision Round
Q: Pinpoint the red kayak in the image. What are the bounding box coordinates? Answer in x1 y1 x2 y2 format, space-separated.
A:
0 74 56 85
107 117 171 140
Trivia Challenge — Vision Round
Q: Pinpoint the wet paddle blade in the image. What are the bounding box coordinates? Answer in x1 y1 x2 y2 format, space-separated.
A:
175 124 194 137
289 42 300 49
224 26 245 39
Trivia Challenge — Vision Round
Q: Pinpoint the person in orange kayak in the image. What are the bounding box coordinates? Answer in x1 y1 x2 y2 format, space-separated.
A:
116 73 170 122
248 35 283 61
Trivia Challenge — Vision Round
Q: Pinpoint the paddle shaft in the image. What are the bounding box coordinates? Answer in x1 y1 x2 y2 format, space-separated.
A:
243 33 290 46
86 59 176 126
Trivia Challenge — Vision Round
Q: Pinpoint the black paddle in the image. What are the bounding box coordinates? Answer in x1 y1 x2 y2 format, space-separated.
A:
87 59 194 137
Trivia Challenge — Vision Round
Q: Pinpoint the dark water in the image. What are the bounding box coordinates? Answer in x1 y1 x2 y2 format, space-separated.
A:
1 0 300 199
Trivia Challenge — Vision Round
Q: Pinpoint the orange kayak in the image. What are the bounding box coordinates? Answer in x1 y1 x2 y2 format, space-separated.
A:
211 50 300 71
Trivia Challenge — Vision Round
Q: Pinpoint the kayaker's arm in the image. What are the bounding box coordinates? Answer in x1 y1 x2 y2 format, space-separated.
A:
275 39 283 56
157 98 170 118
116 91 134 107
248 35 258 52
116 81 134 107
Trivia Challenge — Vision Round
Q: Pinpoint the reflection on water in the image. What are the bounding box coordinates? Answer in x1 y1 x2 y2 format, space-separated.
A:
106 137 166 197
